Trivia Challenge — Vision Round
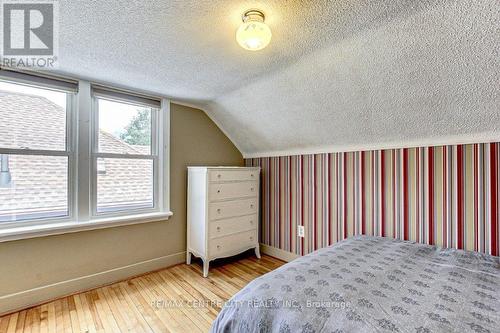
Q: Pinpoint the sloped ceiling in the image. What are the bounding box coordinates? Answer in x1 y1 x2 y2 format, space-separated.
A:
57 0 499 157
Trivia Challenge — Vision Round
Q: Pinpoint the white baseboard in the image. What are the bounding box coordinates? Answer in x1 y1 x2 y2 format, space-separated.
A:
260 243 299 262
0 251 186 316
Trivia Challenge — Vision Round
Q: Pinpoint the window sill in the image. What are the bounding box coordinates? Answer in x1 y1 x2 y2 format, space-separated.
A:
0 211 173 243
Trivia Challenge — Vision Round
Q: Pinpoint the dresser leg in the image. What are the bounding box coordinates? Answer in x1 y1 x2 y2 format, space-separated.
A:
255 246 261 259
186 251 192 265
202 259 209 278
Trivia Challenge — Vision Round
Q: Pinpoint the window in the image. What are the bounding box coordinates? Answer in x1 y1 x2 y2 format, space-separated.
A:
92 94 160 215
0 69 170 234
0 79 73 223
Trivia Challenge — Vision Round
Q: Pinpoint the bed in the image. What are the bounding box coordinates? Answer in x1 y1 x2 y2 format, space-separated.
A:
211 236 499 333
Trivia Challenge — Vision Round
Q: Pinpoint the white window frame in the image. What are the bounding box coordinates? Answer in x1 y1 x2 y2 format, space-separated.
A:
0 70 172 242
0 76 77 228
90 92 162 218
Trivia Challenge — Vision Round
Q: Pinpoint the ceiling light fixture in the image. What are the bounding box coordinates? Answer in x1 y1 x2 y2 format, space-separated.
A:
236 9 272 51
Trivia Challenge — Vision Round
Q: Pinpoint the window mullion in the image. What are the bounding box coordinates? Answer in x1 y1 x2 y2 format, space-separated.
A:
93 152 155 160
67 93 77 221
152 105 160 211
0 148 70 156
160 98 170 212
76 81 92 222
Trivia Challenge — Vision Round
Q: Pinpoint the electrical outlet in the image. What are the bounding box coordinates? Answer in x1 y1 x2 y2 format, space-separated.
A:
297 225 305 238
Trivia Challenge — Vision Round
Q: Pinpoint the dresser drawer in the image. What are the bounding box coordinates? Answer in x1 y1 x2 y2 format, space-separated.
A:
209 214 257 238
209 181 258 201
208 198 257 220
209 169 258 182
209 230 257 257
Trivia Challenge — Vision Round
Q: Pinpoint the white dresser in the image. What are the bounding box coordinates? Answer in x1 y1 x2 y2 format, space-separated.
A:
186 166 260 277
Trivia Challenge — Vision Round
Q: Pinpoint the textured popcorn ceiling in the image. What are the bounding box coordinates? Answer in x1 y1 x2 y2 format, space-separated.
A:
57 0 499 157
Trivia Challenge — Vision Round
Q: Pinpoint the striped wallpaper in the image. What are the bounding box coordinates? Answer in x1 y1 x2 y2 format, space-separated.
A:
246 142 499 256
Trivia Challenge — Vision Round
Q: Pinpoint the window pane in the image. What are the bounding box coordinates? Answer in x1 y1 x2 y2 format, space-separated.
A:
0 154 68 222
96 158 153 213
0 81 67 151
98 99 153 155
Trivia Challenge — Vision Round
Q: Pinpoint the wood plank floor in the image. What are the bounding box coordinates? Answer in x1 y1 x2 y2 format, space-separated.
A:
0 254 284 333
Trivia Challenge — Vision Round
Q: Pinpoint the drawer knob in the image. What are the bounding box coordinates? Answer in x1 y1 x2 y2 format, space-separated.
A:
217 174 221 178
217 189 221 193
250 220 253 224
250 236 254 241
250 204 254 208
217 226 221 232
217 245 221 249
251 174 254 178
250 188 254 191
217 209 221 213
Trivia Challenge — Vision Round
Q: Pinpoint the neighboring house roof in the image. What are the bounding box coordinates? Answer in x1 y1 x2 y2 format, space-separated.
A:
0 92 66 151
131 145 151 155
0 92 153 221
99 130 149 155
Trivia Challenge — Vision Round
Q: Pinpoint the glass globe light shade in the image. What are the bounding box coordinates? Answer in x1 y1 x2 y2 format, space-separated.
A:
236 10 272 51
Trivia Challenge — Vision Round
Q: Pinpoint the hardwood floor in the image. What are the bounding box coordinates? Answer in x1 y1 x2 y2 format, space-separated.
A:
0 254 284 333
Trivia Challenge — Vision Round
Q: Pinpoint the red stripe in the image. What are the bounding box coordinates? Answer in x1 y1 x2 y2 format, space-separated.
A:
263 159 266 245
264 159 267 244
474 145 478 251
403 148 409 240
428 148 434 245
361 151 366 234
353 154 356 234
443 148 447 248
393 151 396 238
313 156 317 250
416 148 420 243
289 157 292 252
272 160 275 246
370 155 375 235
381 151 386 237
337 156 340 242
490 144 498 256
271 160 275 245
300 156 304 255
266 159 270 245
278 158 282 249
372 154 375 235
457 145 464 249
343 154 348 239
328 154 332 245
